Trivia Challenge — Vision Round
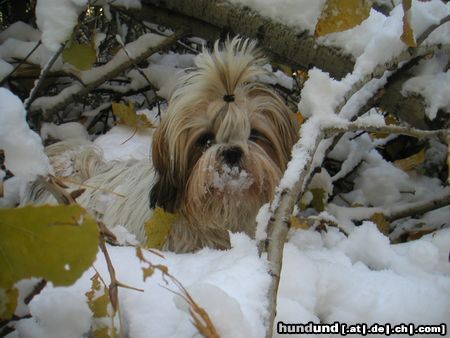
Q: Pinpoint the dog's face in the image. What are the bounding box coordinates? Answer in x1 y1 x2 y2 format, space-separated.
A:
150 38 298 241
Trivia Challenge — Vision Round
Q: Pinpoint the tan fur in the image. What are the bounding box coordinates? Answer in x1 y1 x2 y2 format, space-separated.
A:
151 37 298 252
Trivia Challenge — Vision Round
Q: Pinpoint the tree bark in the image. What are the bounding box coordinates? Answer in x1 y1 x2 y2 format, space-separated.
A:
139 0 355 79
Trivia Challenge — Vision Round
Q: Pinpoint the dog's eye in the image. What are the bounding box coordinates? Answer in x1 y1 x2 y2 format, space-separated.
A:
197 132 214 149
249 129 264 142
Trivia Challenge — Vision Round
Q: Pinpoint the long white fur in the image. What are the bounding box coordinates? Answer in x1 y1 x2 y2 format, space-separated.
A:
22 140 154 242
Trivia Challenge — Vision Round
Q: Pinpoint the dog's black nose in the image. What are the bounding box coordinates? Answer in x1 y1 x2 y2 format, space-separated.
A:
222 147 243 166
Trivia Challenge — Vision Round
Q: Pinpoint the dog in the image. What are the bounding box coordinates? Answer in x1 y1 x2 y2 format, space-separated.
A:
24 37 299 253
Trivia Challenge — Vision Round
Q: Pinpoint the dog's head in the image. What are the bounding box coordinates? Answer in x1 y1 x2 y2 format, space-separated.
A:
150 38 298 234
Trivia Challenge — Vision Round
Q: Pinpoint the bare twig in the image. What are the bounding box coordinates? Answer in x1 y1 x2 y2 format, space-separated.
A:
24 43 65 111
416 14 450 46
388 192 450 222
0 40 42 87
325 123 450 141
35 175 76 205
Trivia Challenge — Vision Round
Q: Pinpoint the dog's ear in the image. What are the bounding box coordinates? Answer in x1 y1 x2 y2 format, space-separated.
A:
149 126 182 212
149 173 181 212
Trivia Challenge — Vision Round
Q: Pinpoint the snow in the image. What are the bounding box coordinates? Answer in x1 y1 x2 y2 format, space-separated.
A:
2 0 450 337
8 227 450 338
402 71 450 120
0 58 13 82
93 124 153 162
41 122 89 141
35 0 88 52
0 88 51 206
0 21 41 43
228 0 326 34
298 68 350 118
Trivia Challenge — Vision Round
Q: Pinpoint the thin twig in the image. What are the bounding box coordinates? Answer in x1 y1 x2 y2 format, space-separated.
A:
24 43 65 111
416 14 450 46
0 40 42 86
325 123 450 141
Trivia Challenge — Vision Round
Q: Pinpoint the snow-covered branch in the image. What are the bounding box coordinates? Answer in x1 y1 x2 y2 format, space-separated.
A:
139 0 354 79
325 122 450 141
30 30 184 119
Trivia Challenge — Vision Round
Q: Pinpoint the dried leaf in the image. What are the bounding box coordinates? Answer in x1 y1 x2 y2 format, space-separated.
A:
394 148 426 171
85 273 118 338
291 216 310 230
144 207 176 249
370 212 390 235
310 188 327 212
401 0 417 47
112 102 154 130
315 0 372 37
295 112 305 125
371 114 399 139
70 188 86 200
86 274 110 318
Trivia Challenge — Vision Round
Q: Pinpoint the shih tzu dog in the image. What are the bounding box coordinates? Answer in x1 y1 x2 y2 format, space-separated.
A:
24 37 299 253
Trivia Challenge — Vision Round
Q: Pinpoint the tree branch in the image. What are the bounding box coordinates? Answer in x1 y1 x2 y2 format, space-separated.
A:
260 35 450 338
24 42 65 112
325 122 450 141
139 0 354 79
29 30 184 120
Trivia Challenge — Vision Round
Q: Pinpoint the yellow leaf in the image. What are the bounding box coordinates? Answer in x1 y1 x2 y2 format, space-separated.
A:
0 205 99 290
0 287 18 321
371 114 399 139
86 273 119 338
144 207 176 249
394 148 426 171
315 0 372 37
86 273 110 318
63 41 97 71
0 205 98 321
291 216 310 230
401 0 417 47
370 212 390 235
111 102 154 130
295 112 305 125
310 188 327 212
142 266 155 281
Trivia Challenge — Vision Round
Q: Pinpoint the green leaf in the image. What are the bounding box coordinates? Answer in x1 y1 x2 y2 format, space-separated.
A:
144 207 176 249
315 0 372 37
62 41 97 71
0 205 99 290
